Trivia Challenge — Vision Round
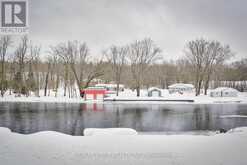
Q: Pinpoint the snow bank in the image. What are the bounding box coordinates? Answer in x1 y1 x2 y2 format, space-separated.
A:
220 115 247 118
84 128 138 136
227 127 247 133
0 89 246 104
1 127 247 165
0 127 11 135
0 95 103 103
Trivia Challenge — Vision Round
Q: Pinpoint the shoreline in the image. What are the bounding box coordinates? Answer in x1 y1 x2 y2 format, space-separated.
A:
1 126 219 136
0 98 246 105
0 93 246 104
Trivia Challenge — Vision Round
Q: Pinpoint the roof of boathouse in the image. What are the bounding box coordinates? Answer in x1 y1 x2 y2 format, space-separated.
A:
148 87 162 92
212 87 239 93
168 83 194 89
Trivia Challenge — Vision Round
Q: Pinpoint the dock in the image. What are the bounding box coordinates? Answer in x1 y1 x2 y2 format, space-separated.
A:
104 98 194 102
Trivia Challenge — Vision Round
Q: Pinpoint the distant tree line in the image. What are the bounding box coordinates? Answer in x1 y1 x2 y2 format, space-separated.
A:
0 35 246 97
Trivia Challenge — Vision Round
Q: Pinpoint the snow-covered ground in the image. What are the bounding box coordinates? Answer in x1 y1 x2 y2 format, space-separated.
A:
0 94 85 103
0 88 85 103
107 89 247 104
0 88 246 104
1 127 247 165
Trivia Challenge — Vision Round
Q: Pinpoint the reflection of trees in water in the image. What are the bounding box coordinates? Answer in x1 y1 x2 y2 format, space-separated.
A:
159 105 195 132
0 104 10 128
1 103 247 135
193 105 225 130
5 103 37 134
193 105 210 130
115 107 120 127
1 103 83 135
134 108 145 131
237 104 247 116
216 104 247 130
120 107 147 131
71 107 84 135
12 103 32 133
79 104 119 132
9 103 22 133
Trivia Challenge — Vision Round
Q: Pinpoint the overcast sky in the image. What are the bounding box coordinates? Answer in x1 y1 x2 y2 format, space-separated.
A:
28 0 247 60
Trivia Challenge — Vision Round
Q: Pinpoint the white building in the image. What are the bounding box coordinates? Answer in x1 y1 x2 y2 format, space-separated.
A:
95 84 125 92
168 83 194 94
147 87 162 97
210 87 239 97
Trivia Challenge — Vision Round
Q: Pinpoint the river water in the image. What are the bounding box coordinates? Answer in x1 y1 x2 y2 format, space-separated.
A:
0 102 247 135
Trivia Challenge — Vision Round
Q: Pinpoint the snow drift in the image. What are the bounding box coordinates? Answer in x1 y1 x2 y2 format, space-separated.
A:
84 128 138 136
1 127 247 165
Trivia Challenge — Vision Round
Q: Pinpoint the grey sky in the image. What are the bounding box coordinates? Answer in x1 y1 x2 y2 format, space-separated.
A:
29 0 247 60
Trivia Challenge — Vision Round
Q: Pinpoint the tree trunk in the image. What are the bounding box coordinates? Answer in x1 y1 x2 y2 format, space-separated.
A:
196 79 203 96
195 71 200 96
55 74 59 97
204 76 210 95
204 81 209 95
1 56 5 97
70 65 81 96
136 86 140 97
64 64 69 97
44 72 49 96
116 83 119 96
44 63 51 96
116 74 120 97
36 73 40 97
204 69 212 95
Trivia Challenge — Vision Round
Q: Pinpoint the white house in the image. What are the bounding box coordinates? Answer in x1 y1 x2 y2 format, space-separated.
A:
147 87 162 97
210 87 239 97
168 83 194 94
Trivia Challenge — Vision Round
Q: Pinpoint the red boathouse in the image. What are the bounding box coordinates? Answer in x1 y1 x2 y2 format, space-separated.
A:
81 87 106 100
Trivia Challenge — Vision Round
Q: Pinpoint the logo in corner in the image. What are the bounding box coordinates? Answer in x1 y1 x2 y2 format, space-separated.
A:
1 0 29 34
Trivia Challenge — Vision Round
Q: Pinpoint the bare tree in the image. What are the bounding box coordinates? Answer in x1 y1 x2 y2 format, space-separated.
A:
128 38 161 96
203 41 233 94
105 45 127 96
156 61 181 89
29 44 41 96
51 54 60 97
230 58 247 91
0 36 11 97
83 60 105 89
51 42 71 96
51 41 104 97
67 41 89 92
185 38 233 96
185 39 210 96
14 35 28 95
44 56 53 97
0 36 240 99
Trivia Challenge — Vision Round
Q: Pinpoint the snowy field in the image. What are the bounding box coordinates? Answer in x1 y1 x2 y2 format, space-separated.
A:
0 88 85 103
0 89 246 104
0 127 247 165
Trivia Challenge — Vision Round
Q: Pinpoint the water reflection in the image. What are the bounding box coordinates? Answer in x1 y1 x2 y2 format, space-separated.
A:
0 102 247 135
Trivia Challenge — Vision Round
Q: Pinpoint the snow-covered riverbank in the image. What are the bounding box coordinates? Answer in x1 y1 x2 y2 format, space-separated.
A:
0 95 85 103
106 89 247 104
0 89 246 104
0 127 247 165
